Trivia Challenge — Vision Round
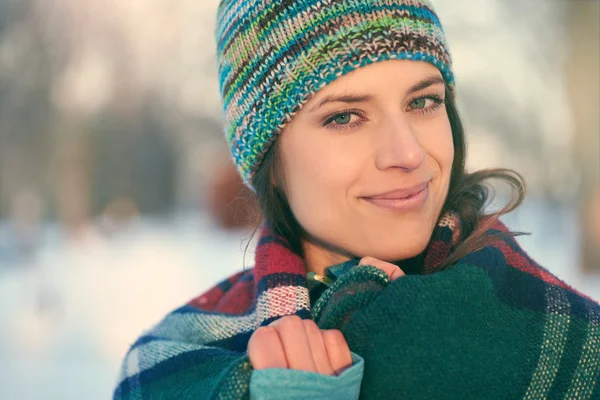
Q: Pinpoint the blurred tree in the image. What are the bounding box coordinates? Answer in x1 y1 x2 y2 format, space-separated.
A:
434 0 577 202
0 0 65 219
89 97 177 216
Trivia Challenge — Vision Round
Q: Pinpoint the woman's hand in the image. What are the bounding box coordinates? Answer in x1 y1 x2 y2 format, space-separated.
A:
248 315 352 376
359 257 405 281
248 258 402 375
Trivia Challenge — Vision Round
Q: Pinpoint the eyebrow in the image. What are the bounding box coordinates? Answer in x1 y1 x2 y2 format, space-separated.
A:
309 75 445 113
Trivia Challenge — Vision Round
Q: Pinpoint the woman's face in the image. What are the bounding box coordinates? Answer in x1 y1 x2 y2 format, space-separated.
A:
278 60 454 263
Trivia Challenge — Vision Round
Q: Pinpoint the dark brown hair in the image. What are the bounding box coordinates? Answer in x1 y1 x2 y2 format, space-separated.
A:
249 83 528 273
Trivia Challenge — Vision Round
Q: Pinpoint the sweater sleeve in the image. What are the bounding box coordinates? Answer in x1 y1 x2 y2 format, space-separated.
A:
249 352 364 400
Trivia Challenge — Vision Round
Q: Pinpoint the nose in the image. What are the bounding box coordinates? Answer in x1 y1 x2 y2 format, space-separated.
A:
374 115 425 172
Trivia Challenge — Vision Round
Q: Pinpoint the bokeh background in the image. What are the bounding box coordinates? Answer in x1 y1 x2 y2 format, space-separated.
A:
0 0 599 398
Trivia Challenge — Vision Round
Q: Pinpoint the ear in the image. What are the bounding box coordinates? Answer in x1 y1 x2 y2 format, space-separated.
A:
269 162 283 188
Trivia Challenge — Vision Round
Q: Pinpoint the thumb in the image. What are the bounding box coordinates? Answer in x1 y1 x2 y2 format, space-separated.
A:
359 257 405 281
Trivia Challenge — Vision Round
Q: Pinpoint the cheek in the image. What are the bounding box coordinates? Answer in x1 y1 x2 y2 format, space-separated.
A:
426 120 454 217
421 118 454 178
281 132 360 229
440 123 454 178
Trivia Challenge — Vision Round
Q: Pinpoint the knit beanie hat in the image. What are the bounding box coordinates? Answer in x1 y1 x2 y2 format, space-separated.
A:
215 0 455 187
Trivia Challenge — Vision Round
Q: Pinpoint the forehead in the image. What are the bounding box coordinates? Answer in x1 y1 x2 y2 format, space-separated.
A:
309 60 444 100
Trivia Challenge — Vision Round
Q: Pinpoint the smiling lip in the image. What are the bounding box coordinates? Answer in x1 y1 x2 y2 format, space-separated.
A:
363 181 430 212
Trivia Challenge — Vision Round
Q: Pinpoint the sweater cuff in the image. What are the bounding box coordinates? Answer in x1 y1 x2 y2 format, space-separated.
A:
249 352 364 400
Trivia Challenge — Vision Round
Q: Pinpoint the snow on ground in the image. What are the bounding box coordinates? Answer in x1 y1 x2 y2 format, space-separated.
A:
0 213 254 400
0 199 598 400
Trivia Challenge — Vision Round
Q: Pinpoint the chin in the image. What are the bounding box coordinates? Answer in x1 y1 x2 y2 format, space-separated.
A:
371 248 427 263
362 236 430 263
365 212 439 260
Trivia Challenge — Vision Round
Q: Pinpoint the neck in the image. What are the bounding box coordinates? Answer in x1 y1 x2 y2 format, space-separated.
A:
302 238 353 276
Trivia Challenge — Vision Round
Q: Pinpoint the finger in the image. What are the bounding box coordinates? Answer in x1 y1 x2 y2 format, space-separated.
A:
270 315 317 372
303 320 335 376
247 326 288 370
359 256 405 281
322 329 353 376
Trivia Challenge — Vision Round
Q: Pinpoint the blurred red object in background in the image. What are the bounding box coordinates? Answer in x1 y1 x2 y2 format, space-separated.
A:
206 159 260 230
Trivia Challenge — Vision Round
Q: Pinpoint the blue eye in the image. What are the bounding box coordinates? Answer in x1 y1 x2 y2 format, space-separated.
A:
333 113 352 125
408 94 445 114
324 110 364 131
410 98 427 109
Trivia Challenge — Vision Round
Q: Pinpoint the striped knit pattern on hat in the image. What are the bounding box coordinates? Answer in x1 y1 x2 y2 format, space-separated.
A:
215 0 455 186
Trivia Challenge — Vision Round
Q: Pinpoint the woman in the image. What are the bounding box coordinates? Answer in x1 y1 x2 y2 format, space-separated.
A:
114 0 600 399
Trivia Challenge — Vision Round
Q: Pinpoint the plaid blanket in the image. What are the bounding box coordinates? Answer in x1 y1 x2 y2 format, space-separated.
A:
114 212 600 399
